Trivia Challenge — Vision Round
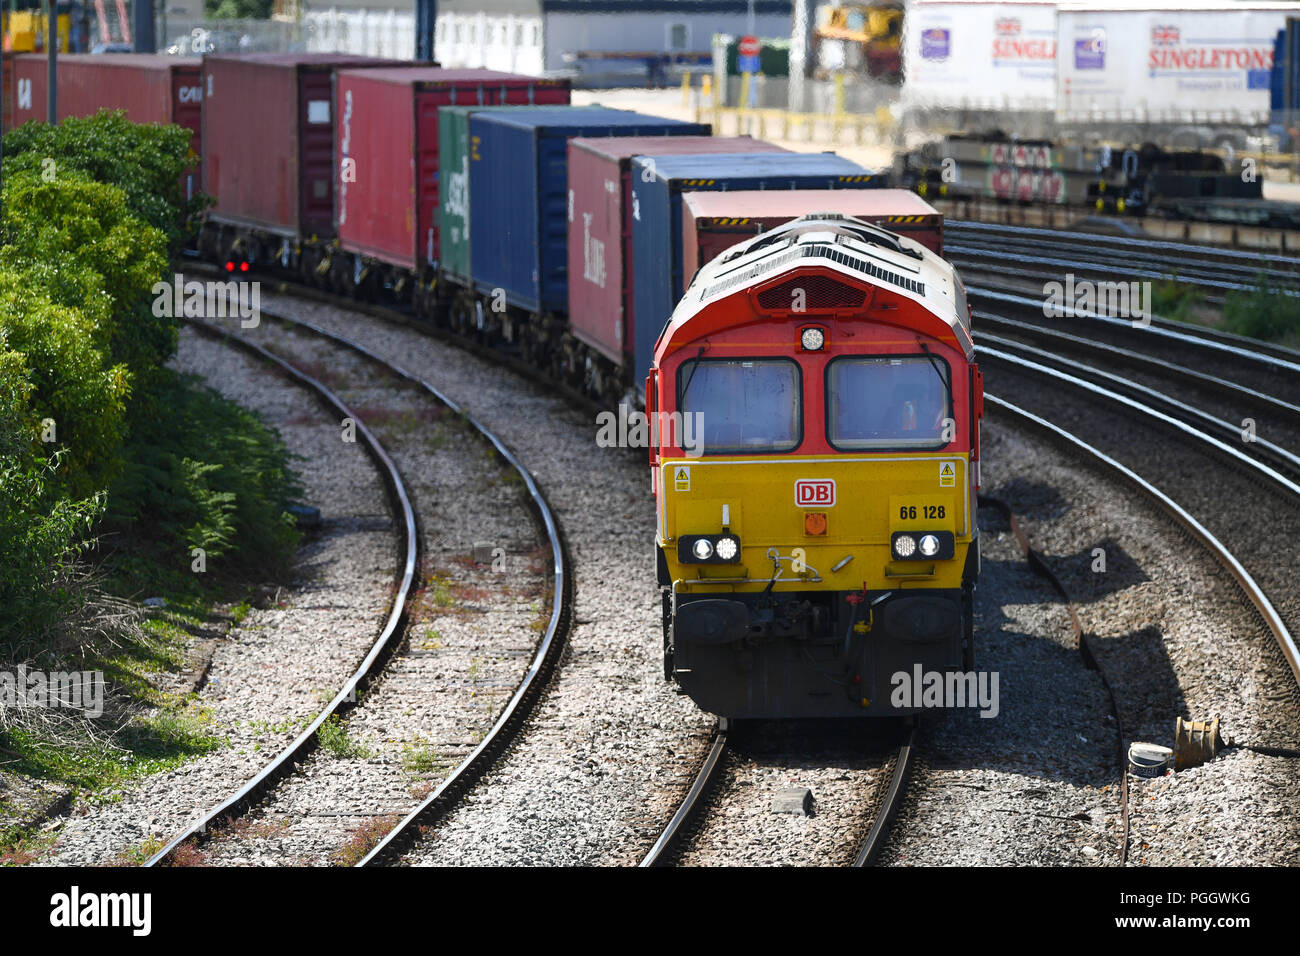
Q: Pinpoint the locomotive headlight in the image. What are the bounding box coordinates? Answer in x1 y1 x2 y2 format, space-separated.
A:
893 534 917 559
715 536 739 561
800 327 825 351
919 534 940 557
692 538 715 560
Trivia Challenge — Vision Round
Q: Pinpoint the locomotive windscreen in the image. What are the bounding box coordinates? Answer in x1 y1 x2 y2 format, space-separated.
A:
827 356 952 450
677 359 801 454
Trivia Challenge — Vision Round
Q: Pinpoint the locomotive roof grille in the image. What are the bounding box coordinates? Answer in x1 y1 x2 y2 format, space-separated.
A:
700 242 925 302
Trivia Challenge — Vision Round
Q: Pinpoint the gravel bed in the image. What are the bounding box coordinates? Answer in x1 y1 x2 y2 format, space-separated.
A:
256 292 714 866
40 326 400 865
879 413 1300 866
192 322 551 865
879 423 1120 866
672 722 899 867
983 409 1300 866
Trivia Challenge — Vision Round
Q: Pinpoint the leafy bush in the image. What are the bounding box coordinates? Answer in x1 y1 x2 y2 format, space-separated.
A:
2 110 205 248
1 170 175 397
2 113 298 636
104 370 301 594
0 350 104 639
1222 274 1300 344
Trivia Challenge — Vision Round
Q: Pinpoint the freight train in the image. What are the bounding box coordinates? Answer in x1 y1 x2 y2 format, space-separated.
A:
5 52 981 720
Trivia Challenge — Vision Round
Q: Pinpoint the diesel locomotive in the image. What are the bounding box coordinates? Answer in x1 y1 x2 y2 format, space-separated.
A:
651 212 983 719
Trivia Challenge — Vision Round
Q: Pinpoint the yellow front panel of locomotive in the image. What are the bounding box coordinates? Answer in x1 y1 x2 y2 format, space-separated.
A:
660 455 970 592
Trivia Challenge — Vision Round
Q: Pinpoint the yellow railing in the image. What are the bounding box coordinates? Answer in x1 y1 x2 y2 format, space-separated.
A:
694 104 894 146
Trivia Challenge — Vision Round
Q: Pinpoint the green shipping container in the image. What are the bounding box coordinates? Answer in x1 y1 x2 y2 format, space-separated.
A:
437 104 607 286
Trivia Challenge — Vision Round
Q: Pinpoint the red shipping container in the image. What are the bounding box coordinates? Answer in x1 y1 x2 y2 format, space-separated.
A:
203 53 397 238
336 67 570 271
566 136 787 368
10 54 203 193
682 189 945 283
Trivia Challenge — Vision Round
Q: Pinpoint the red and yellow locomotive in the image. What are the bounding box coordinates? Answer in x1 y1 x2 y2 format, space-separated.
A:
649 212 983 719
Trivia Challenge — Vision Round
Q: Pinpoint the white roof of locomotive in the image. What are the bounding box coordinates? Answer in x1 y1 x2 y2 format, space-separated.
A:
671 213 971 354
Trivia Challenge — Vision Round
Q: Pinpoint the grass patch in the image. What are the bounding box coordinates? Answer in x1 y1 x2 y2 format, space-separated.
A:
316 715 373 759
114 834 167 867
0 825 58 866
1 698 220 792
400 737 455 776
1221 274 1300 345
1150 277 1204 324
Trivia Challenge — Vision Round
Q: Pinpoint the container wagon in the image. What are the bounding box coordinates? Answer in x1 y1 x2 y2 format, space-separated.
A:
446 106 713 378
334 67 571 301
200 52 400 274
566 135 789 404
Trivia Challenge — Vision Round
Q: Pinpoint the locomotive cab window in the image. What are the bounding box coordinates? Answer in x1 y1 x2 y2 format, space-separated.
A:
678 358 801 454
826 355 952 450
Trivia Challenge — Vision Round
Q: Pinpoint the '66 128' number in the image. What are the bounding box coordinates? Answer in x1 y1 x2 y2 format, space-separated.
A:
899 505 946 520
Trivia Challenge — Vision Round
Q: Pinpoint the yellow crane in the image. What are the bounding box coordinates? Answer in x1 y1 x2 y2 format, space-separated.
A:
3 1 71 53
813 2 903 81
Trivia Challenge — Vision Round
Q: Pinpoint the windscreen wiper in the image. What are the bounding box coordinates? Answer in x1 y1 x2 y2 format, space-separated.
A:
918 340 953 411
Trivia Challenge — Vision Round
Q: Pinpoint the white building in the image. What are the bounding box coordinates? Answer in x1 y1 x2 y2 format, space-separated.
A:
433 0 793 77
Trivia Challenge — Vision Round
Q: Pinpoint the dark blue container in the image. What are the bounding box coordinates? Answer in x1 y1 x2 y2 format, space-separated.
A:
467 108 710 313
629 152 885 384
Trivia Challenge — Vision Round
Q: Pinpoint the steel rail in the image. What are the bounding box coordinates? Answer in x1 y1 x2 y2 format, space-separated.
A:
948 219 1300 269
952 246 1267 298
145 318 421 866
638 722 731 868
947 238 1300 291
981 383 1300 690
985 392 1300 860
981 336 1300 481
851 721 918 867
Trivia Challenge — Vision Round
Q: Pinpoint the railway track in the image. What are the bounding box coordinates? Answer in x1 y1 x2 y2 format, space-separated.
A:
145 314 571 866
638 719 917 868
947 220 1300 305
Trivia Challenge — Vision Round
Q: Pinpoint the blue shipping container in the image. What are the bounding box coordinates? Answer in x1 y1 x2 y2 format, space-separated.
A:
629 152 885 385
468 108 710 313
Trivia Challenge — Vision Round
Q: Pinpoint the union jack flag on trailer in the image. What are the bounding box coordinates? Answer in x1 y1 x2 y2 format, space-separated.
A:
1151 25 1180 46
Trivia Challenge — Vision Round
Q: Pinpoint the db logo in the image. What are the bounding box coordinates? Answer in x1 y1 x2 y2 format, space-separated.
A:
795 479 835 508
